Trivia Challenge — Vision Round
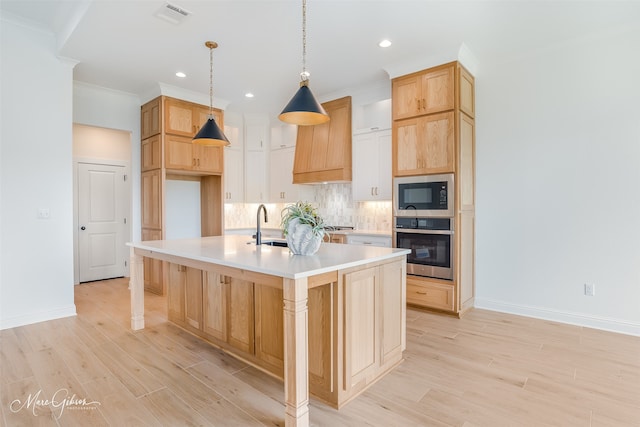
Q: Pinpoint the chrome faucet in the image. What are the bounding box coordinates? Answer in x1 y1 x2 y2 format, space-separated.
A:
256 204 268 245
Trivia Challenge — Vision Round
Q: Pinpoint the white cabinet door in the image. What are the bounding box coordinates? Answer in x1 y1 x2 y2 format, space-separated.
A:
352 129 392 201
271 123 297 149
245 150 267 202
245 124 266 151
270 147 299 202
224 147 244 203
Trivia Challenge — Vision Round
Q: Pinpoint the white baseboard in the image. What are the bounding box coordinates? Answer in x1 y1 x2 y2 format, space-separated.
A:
0 305 77 330
474 297 640 336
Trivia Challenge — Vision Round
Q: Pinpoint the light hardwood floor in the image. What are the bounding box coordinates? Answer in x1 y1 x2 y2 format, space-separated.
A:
1 277 639 426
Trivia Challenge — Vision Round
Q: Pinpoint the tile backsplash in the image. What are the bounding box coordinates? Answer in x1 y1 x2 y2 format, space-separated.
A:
224 183 392 232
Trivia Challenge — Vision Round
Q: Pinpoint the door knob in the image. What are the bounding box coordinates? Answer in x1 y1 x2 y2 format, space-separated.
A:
80 226 86 230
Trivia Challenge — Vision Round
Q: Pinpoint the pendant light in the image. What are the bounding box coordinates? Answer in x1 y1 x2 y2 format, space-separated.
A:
193 41 230 146
279 0 329 126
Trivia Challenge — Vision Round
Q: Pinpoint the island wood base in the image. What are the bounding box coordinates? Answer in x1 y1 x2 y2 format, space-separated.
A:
129 245 407 426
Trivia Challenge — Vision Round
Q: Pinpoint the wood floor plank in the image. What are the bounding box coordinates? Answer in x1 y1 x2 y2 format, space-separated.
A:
139 388 210 426
25 348 107 426
91 339 165 398
0 329 35 385
82 375 163 426
2 278 638 426
187 360 285 426
1 376 59 426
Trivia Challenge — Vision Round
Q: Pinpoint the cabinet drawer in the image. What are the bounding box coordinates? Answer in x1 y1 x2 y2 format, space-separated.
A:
346 234 391 247
406 280 454 311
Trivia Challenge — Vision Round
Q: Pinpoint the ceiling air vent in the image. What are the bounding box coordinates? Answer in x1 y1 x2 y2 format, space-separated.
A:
154 2 191 25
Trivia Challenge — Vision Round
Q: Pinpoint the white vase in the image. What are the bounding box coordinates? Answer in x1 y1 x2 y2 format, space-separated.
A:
285 218 322 255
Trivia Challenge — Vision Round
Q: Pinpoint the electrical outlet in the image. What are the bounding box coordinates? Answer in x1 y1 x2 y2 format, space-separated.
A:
37 208 51 219
584 283 595 296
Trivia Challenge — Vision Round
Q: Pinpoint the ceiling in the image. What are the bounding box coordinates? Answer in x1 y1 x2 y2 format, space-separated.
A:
2 1 639 117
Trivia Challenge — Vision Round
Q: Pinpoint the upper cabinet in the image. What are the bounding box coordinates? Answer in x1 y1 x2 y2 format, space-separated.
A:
164 135 223 174
164 97 223 138
392 64 454 121
393 112 454 176
141 97 161 140
293 96 352 184
352 129 392 201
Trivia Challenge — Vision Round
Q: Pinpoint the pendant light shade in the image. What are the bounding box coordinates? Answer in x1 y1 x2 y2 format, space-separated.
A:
279 0 329 126
193 41 230 146
194 116 229 146
279 81 329 126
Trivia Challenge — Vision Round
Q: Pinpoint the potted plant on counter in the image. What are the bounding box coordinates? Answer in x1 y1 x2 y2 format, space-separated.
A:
281 201 328 255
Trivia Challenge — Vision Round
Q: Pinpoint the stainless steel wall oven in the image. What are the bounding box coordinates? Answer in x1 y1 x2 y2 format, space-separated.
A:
394 217 453 280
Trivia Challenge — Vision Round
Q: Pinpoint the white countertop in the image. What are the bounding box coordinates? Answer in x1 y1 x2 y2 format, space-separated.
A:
128 235 408 279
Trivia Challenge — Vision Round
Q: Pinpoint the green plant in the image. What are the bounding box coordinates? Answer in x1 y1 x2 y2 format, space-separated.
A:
281 201 327 238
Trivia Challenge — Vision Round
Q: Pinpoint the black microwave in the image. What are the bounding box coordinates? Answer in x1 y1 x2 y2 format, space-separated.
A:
393 174 454 218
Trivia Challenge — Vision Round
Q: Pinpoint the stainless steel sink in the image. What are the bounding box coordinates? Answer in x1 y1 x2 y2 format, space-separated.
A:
247 239 288 247
261 240 288 247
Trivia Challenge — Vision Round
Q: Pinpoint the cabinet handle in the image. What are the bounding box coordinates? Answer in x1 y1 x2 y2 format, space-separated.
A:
422 98 426 110
370 187 374 196
192 158 196 166
416 291 427 295
197 158 200 166
374 187 379 196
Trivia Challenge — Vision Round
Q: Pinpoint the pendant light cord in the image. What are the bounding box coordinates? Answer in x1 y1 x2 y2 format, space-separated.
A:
209 44 214 116
301 0 308 82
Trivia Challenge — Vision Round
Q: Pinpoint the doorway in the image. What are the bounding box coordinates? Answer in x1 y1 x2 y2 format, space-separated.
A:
73 124 132 284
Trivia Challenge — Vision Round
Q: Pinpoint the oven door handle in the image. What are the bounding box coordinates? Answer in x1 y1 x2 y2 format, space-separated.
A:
394 228 453 235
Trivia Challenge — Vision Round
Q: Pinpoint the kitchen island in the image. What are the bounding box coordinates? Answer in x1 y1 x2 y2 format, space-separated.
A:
128 235 409 427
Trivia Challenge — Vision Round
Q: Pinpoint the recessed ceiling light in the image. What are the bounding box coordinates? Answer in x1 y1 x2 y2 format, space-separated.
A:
175 71 186 78
378 39 392 48
245 92 254 98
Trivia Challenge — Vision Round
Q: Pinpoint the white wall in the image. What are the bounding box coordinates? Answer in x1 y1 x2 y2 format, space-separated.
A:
0 20 77 328
475 26 640 335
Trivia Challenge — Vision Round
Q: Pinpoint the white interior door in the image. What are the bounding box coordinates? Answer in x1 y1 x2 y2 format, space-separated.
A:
78 163 126 282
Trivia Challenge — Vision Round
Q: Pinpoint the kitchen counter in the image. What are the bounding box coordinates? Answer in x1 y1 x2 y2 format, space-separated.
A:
127 235 409 427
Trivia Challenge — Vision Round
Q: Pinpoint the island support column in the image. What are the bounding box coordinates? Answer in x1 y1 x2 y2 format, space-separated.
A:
129 247 145 330
283 277 310 427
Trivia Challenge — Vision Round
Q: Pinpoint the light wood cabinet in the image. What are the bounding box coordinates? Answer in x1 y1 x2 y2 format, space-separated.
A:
392 64 454 120
184 267 203 330
141 97 161 140
140 96 225 295
254 284 284 374
141 169 162 229
164 97 223 138
324 233 346 244
406 277 455 312
393 111 455 176
380 260 405 368
167 263 186 322
352 129 392 201
226 276 254 354
293 96 352 183
392 61 475 316
167 263 203 328
165 135 223 174
141 135 161 171
343 266 380 390
202 272 226 341
163 257 405 409
141 228 163 295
